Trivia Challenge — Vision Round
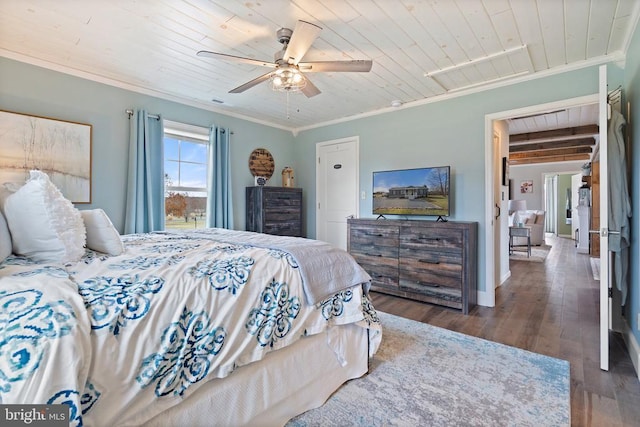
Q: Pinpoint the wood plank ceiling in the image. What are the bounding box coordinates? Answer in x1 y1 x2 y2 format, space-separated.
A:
507 104 599 165
0 1 637 131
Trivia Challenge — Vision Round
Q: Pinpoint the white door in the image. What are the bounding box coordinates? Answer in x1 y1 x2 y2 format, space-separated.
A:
597 65 611 371
316 137 359 250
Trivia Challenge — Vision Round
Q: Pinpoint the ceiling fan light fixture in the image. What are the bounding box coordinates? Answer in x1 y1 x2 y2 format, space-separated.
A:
198 20 371 98
270 67 306 93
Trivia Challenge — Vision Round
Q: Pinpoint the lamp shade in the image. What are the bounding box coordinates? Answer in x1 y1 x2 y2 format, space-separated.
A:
508 199 527 212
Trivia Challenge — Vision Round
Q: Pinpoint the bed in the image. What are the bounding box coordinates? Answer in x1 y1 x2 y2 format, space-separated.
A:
0 172 382 427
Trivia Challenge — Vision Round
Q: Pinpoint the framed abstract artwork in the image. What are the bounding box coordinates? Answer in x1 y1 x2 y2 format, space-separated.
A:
520 180 533 194
0 110 92 203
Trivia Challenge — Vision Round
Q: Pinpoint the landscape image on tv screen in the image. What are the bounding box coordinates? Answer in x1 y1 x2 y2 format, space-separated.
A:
373 166 450 216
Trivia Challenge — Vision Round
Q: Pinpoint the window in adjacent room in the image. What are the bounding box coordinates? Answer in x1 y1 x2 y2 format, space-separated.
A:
163 120 209 230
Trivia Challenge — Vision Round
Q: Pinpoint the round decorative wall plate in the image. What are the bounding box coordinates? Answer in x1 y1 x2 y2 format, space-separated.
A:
248 148 275 179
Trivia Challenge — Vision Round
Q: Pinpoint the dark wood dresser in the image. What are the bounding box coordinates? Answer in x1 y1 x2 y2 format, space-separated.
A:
347 218 478 314
246 187 303 237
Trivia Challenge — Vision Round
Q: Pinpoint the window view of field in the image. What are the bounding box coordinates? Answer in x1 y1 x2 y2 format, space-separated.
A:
164 135 208 230
165 192 207 229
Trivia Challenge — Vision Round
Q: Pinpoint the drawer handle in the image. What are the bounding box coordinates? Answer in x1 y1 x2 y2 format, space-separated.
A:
414 282 440 287
419 259 440 264
368 233 384 237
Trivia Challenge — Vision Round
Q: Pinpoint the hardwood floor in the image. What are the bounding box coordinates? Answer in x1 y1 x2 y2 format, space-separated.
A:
370 234 640 426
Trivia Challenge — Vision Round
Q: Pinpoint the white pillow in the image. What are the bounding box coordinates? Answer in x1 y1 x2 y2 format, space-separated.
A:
0 212 11 262
4 170 86 263
81 209 124 256
522 212 536 224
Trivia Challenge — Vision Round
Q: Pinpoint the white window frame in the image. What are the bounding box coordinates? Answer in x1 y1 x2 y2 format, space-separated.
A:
163 120 209 195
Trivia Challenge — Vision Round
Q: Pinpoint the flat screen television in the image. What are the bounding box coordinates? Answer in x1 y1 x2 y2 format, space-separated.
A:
372 166 450 217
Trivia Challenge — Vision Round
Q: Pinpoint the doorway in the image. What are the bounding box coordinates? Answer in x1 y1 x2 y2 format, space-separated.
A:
486 67 617 371
483 94 599 307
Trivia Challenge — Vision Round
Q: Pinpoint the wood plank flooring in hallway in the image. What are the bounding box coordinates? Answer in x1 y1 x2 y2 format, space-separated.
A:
370 234 640 426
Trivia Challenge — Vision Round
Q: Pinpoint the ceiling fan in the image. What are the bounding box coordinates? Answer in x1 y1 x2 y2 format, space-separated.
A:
197 20 373 97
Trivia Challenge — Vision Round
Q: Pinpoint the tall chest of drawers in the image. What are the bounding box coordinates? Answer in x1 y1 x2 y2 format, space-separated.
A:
246 187 303 237
347 218 477 314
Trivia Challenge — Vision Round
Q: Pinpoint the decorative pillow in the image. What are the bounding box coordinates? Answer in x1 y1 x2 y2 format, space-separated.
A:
0 212 11 263
521 212 536 224
80 209 124 256
3 170 86 263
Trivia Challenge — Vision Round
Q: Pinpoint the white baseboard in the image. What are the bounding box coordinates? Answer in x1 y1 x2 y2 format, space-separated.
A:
500 270 511 285
622 320 640 380
477 271 510 308
477 290 494 307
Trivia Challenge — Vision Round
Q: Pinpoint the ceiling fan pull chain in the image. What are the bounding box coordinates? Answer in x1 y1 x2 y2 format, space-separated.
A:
286 91 290 120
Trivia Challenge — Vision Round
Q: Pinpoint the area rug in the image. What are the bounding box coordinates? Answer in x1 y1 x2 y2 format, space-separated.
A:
509 244 552 262
288 312 570 427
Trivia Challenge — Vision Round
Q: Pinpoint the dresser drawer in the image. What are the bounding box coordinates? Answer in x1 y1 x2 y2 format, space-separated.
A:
263 191 302 206
400 226 463 253
349 224 399 248
351 250 398 285
263 222 302 236
360 263 398 291
397 278 463 309
263 207 302 221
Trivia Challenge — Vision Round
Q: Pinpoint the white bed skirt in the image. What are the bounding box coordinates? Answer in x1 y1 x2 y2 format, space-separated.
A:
138 323 369 427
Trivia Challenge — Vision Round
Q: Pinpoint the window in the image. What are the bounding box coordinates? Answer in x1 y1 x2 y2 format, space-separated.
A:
163 121 209 230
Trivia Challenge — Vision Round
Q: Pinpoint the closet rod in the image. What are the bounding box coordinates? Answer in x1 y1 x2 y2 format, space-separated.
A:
126 109 159 119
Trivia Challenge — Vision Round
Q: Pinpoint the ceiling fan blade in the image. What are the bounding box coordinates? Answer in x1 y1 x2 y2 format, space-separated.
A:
197 50 276 68
229 71 274 93
283 20 322 65
298 60 373 72
301 75 321 98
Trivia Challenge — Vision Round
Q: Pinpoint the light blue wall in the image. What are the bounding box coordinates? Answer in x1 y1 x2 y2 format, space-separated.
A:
0 57 295 233
623 20 640 346
295 64 624 295
1 41 637 336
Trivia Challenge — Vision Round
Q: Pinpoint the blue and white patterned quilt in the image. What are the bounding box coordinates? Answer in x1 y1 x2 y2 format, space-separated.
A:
0 229 381 426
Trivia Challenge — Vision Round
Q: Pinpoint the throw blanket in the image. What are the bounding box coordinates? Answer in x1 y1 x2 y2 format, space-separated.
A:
176 228 372 304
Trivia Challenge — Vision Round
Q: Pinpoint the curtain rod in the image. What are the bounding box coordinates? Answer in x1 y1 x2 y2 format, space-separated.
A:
126 109 159 119
126 109 234 134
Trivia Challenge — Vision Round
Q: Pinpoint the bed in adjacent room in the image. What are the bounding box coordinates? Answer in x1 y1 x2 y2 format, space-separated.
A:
0 171 381 426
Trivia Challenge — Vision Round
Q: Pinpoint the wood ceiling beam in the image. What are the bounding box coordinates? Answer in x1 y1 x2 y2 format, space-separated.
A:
509 154 591 165
509 146 592 160
509 137 595 153
510 125 599 143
